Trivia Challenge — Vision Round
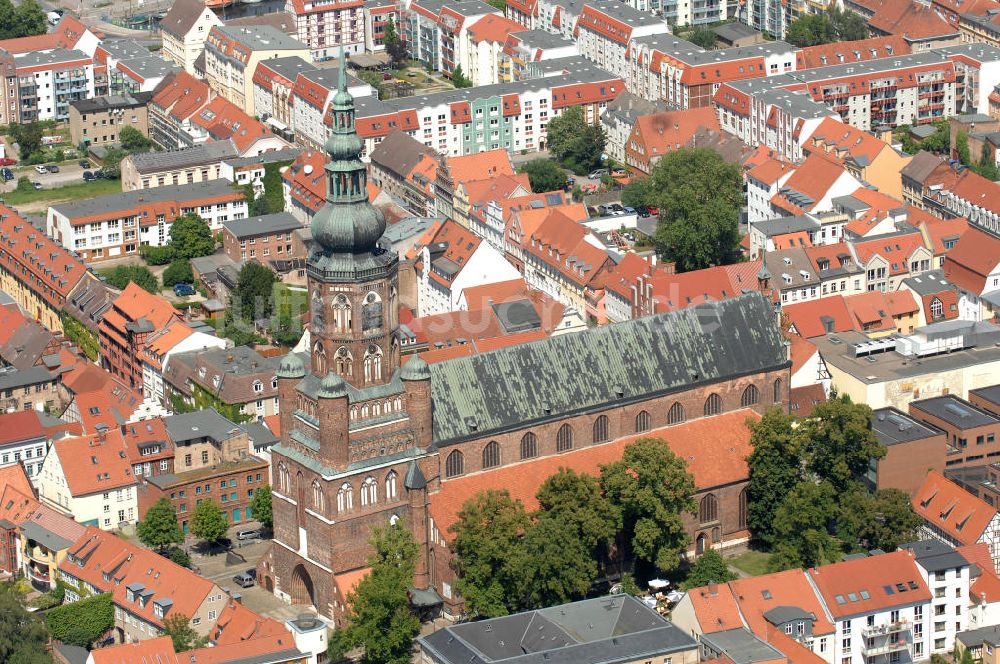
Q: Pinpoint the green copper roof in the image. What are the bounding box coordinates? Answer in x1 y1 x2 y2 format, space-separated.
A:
428 293 788 446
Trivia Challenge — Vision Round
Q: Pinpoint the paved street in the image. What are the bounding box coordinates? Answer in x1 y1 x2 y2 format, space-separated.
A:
0 163 88 191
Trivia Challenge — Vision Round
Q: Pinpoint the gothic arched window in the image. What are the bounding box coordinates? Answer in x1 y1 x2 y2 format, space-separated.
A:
335 347 353 377
482 441 501 469
337 482 353 512
704 393 722 416
667 402 685 424
313 343 327 375
385 471 398 500
360 476 377 506
557 424 573 452
593 415 609 444
741 385 759 408
445 450 464 478
364 345 383 384
773 378 782 403
635 410 651 433
699 494 718 524
520 432 537 460
312 480 324 512
333 295 351 332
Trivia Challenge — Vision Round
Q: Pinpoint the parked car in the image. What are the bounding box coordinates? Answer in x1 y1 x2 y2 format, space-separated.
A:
598 204 614 216
34 165 47 174
245 568 257 580
46 164 59 173
31 181 42 190
646 206 659 216
93 170 105 179
173 283 196 297
623 206 636 214
82 171 95 181
0 168 13 181
0 158 16 166
236 528 262 541
588 168 608 179
233 571 255 588
636 206 649 217
79 159 90 169
609 203 624 212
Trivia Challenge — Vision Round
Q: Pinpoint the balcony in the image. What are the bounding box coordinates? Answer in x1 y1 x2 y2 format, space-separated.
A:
23 544 51 567
862 639 910 657
863 622 909 637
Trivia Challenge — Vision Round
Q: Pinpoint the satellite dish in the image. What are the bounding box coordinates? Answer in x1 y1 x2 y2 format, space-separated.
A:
303 165 314 175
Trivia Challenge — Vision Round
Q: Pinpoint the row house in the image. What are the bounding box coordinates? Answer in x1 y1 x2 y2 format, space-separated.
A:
803 116 912 199
38 428 139 530
189 96 292 157
867 0 961 53
942 224 1000 322
368 129 441 216
572 0 668 81
399 0 500 78
409 219 521 316
121 141 238 191
521 209 613 320
59 526 225 643
140 409 270 531
914 471 1000 574
464 14 525 87
284 0 365 60
98 283 182 395
46 180 248 263
291 66 373 150
148 71 213 150
0 204 90 334
139 319 228 405
159 0 223 75
468 181 562 252
350 58 624 157
941 44 1000 115
282 150 327 223
498 29 578 83
203 25 311 116
69 91 152 149
162 345 283 420
364 0 398 53
252 55 317 133
624 107 721 174
0 411 54 482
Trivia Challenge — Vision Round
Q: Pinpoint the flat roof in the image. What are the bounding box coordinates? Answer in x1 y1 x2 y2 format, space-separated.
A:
970 384 1000 410
753 214 820 237
223 212 301 238
70 91 152 114
701 629 785 664
871 407 943 445
51 180 241 218
128 141 238 174
910 394 999 429
901 539 970 573
811 330 1000 384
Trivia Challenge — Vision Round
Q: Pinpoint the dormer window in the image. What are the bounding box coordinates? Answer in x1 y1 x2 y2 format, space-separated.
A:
253 380 263 393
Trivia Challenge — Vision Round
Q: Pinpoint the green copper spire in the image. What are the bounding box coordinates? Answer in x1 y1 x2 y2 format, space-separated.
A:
310 45 386 257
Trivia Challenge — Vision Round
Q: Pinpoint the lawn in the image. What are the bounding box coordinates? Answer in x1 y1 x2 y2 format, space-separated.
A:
274 283 307 319
2 178 121 206
729 549 773 577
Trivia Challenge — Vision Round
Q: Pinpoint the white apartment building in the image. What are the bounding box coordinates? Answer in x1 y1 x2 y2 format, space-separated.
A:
285 0 365 60
904 540 972 656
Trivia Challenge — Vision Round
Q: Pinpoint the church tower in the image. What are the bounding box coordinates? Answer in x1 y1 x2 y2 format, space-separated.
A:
307 51 400 389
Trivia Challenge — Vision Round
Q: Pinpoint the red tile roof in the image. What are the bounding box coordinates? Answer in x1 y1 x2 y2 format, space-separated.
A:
805 118 890 165
0 463 35 504
626 108 721 173
152 71 211 123
688 583 745 634
0 410 45 447
874 0 957 39
467 14 524 43
959 543 994 574
525 209 611 288
643 265 743 313
60 363 141 434
283 150 326 214
0 16 92 54
771 152 850 215
428 410 759 537
918 216 968 256
447 150 515 184
851 232 928 276
89 636 178 664
210 597 288 645
788 384 827 417
796 36 911 69
747 157 794 186
809 550 931 618
731 569 836 636
913 471 998 546
944 225 1000 295
782 295 856 338
191 96 276 154
52 430 135 496
0 204 88 308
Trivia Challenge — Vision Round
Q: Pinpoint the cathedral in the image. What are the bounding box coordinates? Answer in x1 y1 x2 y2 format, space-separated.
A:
258 53 792 622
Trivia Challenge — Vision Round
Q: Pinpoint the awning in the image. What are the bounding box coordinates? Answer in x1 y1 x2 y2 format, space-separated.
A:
409 586 443 607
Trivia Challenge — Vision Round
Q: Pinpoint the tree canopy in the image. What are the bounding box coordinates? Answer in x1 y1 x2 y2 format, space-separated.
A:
8 122 43 160
518 159 567 193
646 148 743 271
101 147 128 179
168 214 215 260
249 484 273 528
120 126 153 152
137 498 184 550
0 582 51 664
46 592 114 648
190 500 228 544
746 410 801 546
682 549 737 590
163 260 194 287
164 613 208 652
331 522 420 664
451 65 473 88
601 437 697 573
384 19 408 67
799 397 883 494
785 8 867 47
545 107 606 175
236 262 278 322
102 265 159 294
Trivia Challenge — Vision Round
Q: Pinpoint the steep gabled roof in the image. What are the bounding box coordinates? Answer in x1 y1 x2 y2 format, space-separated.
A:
160 0 216 40
809 551 931 618
913 471 998 546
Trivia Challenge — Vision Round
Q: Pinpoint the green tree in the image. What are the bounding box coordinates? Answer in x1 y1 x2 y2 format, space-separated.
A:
9 122 43 160
168 213 215 260
786 14 834 46
519 514 596 608
220 308 262 346
451 65 472 88
836 488 922 553
686 26 717 49
140 244 175 265
975 143 1000 180
956 129 972 166
770 481 841 571
331 522 420 664
518 158 567 193
101 147 127 179
384 18 408 67
45 592 114 648
0 582 51 664
800 396 883 494
235 261 278 322
11 0 46 38
650 148 742 271
168 546 192 568
449 489 530 618
190 500 228 544
621 175 656 209
137 498 184 550
163 613 208 652
536 467 618 551
600 437 697 573
119 125 152 152
271 313 303 346
682 549 737 590
249 484 273 528
746 409 801 546
545 106 606 174
830 6 868 41
486 0 506 9
15 177 33 194
0 0 14 41
163 260 194 287
102 265 159 293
